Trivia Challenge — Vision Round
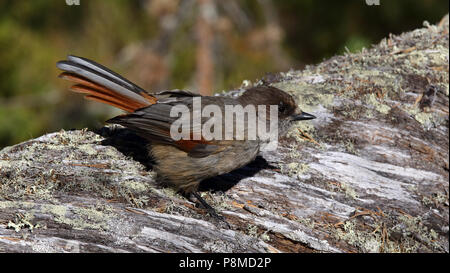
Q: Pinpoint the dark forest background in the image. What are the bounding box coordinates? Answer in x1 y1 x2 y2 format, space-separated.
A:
0 0 448 148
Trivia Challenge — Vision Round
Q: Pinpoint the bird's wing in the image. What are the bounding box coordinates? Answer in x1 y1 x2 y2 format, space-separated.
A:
107 96 232 158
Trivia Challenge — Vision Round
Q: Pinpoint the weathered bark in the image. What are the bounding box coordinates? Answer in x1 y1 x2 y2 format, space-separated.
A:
0 15 448 253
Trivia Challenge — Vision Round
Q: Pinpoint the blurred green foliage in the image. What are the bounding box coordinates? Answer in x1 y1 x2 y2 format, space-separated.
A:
0 0 447 148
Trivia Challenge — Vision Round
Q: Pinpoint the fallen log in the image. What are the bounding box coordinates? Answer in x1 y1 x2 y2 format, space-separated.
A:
0 15 448 253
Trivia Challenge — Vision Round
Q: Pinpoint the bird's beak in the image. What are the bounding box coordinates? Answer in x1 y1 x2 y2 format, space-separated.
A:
291 111 316 121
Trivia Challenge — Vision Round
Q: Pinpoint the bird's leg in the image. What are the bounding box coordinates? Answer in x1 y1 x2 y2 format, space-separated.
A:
192 192 231 228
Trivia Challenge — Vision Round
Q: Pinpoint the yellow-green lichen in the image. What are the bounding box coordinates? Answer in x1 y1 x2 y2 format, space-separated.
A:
41 204 67 219
120 180 150 194
0 200 15 209
344 139 359 155
246 224 259 238
340 182 359 199
286 121 317 144
272 81 335 112
402 104 434 127
284 162 309 179
334 219 400 253
260 230 271 242
421 192 449 207
295 217 316 229
364 93 391 114
394 215 441 251
212 193 234 211
414 112 433 126
335 220 378 251
7 212 40 233
286 143 302 159
42 203 116 231
55 129 104 146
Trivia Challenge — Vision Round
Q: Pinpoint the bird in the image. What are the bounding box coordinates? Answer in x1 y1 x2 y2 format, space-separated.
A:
56 55 316 223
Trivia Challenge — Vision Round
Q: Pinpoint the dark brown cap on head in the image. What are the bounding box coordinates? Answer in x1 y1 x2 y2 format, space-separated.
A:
238 86 315 121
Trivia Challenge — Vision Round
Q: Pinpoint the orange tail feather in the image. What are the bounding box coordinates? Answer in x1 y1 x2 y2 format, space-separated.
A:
59 72 156 112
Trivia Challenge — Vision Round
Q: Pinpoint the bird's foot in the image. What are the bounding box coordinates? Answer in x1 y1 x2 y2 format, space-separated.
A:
192 192 231 229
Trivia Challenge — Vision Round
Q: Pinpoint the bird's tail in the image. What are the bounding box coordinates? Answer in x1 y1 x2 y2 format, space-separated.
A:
56 55 157 112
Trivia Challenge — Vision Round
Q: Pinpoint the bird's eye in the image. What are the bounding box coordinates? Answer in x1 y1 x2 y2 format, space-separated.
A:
278 102 286 113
